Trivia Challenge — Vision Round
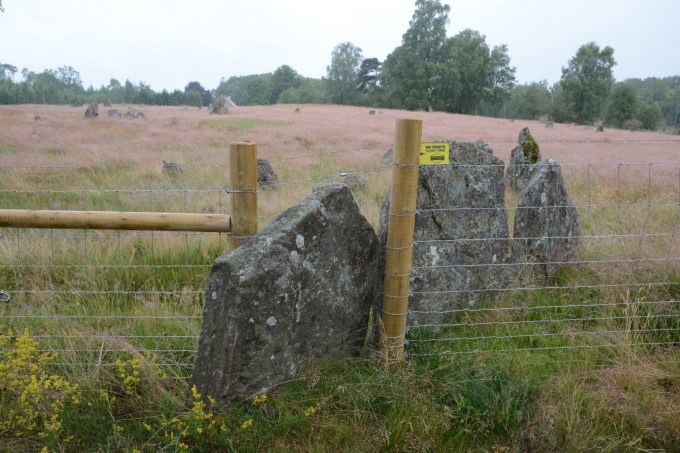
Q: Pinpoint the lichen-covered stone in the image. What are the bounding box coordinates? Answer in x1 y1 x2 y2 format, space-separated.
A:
512 160 580 280
376 141 511 327
506 128 541 193
191 184 378 402
257 159 280 190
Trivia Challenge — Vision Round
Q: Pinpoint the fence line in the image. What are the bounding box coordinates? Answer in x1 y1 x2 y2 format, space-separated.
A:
2 124 680 378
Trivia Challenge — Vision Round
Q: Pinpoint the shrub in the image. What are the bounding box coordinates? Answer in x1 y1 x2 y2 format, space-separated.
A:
0 328 80 448
622 119 642 131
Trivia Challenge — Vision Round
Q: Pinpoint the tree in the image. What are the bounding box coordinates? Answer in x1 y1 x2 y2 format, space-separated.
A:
244 76 272 105
510 81 552 120
184 81 212 106
436 29 490 113
278 80 326 104
356 58 382 106
554 42 616 124
485 44 516 116
324 42 363 105
605 83 639 127
269 65 301 104
638 102 663 130
382 0 450 110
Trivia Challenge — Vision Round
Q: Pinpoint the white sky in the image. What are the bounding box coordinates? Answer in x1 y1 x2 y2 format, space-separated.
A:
0 0 678 91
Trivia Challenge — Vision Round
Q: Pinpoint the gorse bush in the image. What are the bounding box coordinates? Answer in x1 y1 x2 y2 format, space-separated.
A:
0 328 80 449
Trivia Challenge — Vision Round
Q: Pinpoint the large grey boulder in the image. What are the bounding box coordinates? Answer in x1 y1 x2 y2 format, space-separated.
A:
506 128 541 193
191 184 379 402
376 141 511 327
257 159 280 190
512 160 580 280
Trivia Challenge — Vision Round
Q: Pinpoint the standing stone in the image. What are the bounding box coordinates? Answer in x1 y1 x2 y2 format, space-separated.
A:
506 128 541 193
192 184 379 402
376 141 511 327
209 95 230 114
342 173 369 191
83 103 98 118
257 159 280 190
512 160 580 281
107 109 122 119
383 148 394 163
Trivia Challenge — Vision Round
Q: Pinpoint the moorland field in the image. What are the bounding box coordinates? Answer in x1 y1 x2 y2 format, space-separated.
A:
1 103 679 452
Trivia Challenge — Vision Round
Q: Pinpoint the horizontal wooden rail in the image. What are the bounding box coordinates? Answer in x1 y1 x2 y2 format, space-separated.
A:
0 209 231 233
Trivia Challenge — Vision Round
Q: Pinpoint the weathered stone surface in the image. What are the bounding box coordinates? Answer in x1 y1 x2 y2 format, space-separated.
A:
506 128 541 193
512 160 580 280
376 141 511 327
191 184 379 402
83 103 98 118
257 159 280 190
170 117 180 126
107 109 122 118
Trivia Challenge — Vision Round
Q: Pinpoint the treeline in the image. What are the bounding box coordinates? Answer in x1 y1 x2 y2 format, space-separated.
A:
0 64 216 107
1 0 679 131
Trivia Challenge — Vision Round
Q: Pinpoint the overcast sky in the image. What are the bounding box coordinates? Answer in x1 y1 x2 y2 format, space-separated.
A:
1 0 678 91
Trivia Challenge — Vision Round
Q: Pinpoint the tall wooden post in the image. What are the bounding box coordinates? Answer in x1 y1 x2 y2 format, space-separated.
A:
229 143 258 248
381 119 422 365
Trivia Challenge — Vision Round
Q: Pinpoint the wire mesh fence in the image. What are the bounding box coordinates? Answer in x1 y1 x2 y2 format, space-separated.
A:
1 137 679 382
402 155 680 372
0 144 392 380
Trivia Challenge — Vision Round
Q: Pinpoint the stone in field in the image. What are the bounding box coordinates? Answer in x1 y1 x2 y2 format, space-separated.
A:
257 159 280 190
506 127 541 193
191 184 379 402
83 103 98 118
512 160 580 281
376 140 511 327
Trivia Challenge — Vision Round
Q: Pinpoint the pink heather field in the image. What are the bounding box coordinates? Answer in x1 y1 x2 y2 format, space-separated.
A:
1 103 679 228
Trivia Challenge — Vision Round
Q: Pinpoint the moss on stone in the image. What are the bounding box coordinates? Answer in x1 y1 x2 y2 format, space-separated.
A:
522 133 540 164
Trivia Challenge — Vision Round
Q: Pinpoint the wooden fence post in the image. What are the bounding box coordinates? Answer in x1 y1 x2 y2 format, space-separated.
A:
381 119 422 365
230 143 258 248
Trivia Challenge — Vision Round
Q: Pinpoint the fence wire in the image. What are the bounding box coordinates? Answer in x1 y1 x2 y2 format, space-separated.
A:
0 143 395 379
401 157 680 365
2 138 680 380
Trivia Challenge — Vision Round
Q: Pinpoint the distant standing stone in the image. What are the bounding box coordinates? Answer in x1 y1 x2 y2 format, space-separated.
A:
191 184 379 402
107 109 122 119
257 159 280 190
342 173 369 190
512 160 580 280
83 103 99 118
171 117 181 126
382 148 393 163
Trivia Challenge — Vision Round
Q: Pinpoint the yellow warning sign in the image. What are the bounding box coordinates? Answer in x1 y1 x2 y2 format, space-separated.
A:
419 142 450 165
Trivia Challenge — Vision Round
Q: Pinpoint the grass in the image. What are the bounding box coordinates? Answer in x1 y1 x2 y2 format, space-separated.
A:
198 119 288 130
1 104 679 451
